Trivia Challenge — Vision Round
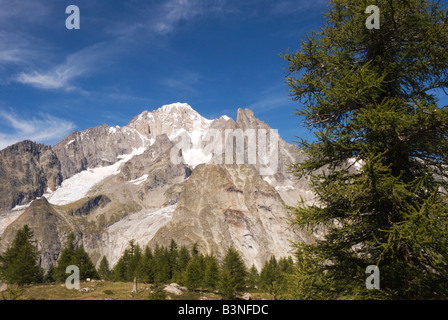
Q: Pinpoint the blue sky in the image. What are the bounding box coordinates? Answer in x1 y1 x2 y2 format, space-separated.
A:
0 0 328 149
1 0 447 150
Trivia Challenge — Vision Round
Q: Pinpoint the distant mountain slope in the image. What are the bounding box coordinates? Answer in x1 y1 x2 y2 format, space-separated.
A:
0 103 315 271
0 140 62 211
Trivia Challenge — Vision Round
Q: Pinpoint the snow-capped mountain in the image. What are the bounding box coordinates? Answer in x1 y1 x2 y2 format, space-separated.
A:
0 103 314 270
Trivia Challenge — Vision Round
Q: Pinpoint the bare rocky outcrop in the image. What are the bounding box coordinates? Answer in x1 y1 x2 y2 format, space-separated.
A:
0 140 62 211
0 197 67 270
0 103 316 272
53 124 150 180
149 164 313 270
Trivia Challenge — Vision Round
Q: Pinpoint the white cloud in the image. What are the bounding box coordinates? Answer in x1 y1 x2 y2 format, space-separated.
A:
153 0 205 34
14 41 113 91
113 0 229 38
0 0 49 28
0 111 75 150
0 31 46 67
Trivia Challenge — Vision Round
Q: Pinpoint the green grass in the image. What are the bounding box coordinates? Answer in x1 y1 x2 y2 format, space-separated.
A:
7 281 272 300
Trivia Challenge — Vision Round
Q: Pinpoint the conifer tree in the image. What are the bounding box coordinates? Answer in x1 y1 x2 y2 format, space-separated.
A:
178 245 191 272
247 264 260 290
168 239 179 278
53 233 98 281
218 247 247 299
0 225 43 285
98 256 111 280
173 245 191 284
72 246 98 280
283 0 448 299
44 265 55 283
111 253 128 282
154 245 171 283
259 257 283 292
203 254 220 290
53 233 76 282
127 242 142 281
278 257 294 275
136 246 155 283
184 253 205 289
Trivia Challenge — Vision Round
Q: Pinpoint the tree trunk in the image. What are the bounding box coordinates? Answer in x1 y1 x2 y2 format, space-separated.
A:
131 277 138 293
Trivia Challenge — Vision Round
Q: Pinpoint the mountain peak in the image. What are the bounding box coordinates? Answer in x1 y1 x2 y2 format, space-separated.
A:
158 102 194 112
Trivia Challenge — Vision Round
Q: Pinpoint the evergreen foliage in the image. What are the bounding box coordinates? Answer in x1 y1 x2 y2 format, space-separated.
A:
283 0 448 299
184 254 205 289
98 256 111 280
109 240 295 299
246 264 260 290
259 256 294 299
203 254 220 290
0 225 44 285
53 233 76 282
218 247 247 299
53 233 98 282
135 246 156 283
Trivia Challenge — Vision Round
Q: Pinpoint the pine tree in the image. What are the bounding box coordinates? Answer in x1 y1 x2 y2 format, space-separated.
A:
53 233 98 281
0 225 43 286
173 245 191 284
44 265 55 283
259 257 283 292
168 239 179 278
247 264 260 290
178 245 191 272
53 233 76 282
136 246 155 283
283 0 448 299
98 256 111 280
218 247 247 299
218 268 237 300
111 240 141 282
153 245 170 283
278 257 294 275
203 254 220 290
111 251 129 282
72 246 98 280
127 242 142 281
184 254 205 289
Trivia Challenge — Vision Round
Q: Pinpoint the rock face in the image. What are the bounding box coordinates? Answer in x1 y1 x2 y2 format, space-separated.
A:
0 197 66 270
149 164 312 270
53 124 150 180
0 103 316 272
0 140 62 211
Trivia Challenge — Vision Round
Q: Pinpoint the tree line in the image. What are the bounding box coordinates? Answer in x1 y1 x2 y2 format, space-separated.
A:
0 225 295 299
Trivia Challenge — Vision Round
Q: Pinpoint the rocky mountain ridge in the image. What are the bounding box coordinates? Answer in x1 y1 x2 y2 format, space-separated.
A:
0 103 314 271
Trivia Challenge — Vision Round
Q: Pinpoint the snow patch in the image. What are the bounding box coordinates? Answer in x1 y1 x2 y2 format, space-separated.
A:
160 102 194 112
11 203 31 211
275 185 295 192
46 147 147 205
221 115 231 121
66 139 75 146
263 176 274 185
0 210 25 236
108 126 120 134
106 205 176 265
129 174 149 185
